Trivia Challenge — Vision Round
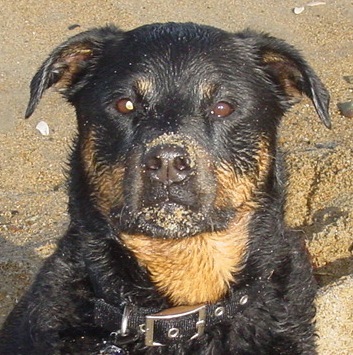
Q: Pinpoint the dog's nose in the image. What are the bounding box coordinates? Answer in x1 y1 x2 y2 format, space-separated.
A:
143 144 193 185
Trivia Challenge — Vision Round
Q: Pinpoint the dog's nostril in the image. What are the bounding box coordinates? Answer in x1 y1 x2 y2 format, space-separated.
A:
146 156 162 171
173 156 190 172
143 145 194 185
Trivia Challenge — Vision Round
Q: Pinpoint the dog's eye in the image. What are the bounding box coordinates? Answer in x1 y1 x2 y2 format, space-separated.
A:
210 101 234 118
115 98 135 114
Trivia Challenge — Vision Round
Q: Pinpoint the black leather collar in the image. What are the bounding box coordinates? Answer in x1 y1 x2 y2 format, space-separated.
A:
94 284 258 348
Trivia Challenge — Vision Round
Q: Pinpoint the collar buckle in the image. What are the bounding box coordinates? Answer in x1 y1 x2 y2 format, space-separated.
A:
145 304 206 346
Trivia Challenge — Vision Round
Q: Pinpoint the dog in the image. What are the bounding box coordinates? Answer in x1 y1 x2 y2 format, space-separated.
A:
0 22 330 354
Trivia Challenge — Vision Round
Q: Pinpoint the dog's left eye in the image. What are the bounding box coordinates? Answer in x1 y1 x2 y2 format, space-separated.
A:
210 101 234 118
115 98 135 114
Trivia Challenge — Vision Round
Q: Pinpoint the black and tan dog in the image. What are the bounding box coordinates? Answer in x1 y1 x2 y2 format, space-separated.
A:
0 22 330 354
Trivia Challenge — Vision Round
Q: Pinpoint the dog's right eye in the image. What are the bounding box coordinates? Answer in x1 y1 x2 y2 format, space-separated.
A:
115 98 135 114
210 101 234 118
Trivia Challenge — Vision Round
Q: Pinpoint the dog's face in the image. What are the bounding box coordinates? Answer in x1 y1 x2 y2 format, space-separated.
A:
25 23 330 304
26 23 330 241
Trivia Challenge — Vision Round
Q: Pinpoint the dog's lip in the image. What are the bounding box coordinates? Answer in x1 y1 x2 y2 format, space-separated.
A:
112 201 235 239
138 202 201 224
131 202 206 238
141 201 193 213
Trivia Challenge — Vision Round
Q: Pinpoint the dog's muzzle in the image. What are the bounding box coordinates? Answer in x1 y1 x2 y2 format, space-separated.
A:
141 142 198 209
114 134 216 238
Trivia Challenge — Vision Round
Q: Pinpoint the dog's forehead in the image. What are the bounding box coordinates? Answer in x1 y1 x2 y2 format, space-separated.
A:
122 23 242 69
126 22 227 49
100 23 253 98
117 25 218 71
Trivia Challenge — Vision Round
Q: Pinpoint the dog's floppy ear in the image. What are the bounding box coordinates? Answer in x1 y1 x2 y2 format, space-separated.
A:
25 26 123 118
248 32 331 128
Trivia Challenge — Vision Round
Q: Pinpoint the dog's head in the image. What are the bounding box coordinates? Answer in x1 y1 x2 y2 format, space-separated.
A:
26 23 330 241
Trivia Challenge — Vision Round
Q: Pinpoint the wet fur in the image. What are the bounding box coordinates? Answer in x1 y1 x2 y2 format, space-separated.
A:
0 22 330 354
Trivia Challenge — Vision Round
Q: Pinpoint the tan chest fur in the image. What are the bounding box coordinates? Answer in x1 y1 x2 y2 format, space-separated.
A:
121 214 250 306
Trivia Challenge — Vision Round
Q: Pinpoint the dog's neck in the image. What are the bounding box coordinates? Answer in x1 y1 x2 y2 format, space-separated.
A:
121 213 250 306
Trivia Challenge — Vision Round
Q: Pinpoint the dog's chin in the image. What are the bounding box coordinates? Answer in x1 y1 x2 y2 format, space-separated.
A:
111 203 235 239
137 203 206 238
133 203 206 239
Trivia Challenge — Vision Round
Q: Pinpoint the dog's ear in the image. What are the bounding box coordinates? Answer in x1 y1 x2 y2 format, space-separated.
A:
25 26 123 118
248 32 331 128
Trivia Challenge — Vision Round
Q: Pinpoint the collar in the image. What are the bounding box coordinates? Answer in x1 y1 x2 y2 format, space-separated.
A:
94 284 257 348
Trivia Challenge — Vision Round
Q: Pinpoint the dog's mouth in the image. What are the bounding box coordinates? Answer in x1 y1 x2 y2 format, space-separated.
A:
111 201 219 239
110 190 236 239
137 202 207 237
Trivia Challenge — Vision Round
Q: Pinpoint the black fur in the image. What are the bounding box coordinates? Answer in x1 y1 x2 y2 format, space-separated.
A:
0 23 330 354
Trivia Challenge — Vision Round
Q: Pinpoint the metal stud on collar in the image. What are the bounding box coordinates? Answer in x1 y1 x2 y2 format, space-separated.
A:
239 295 248 305
168 328 180 338
214 306 225 317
